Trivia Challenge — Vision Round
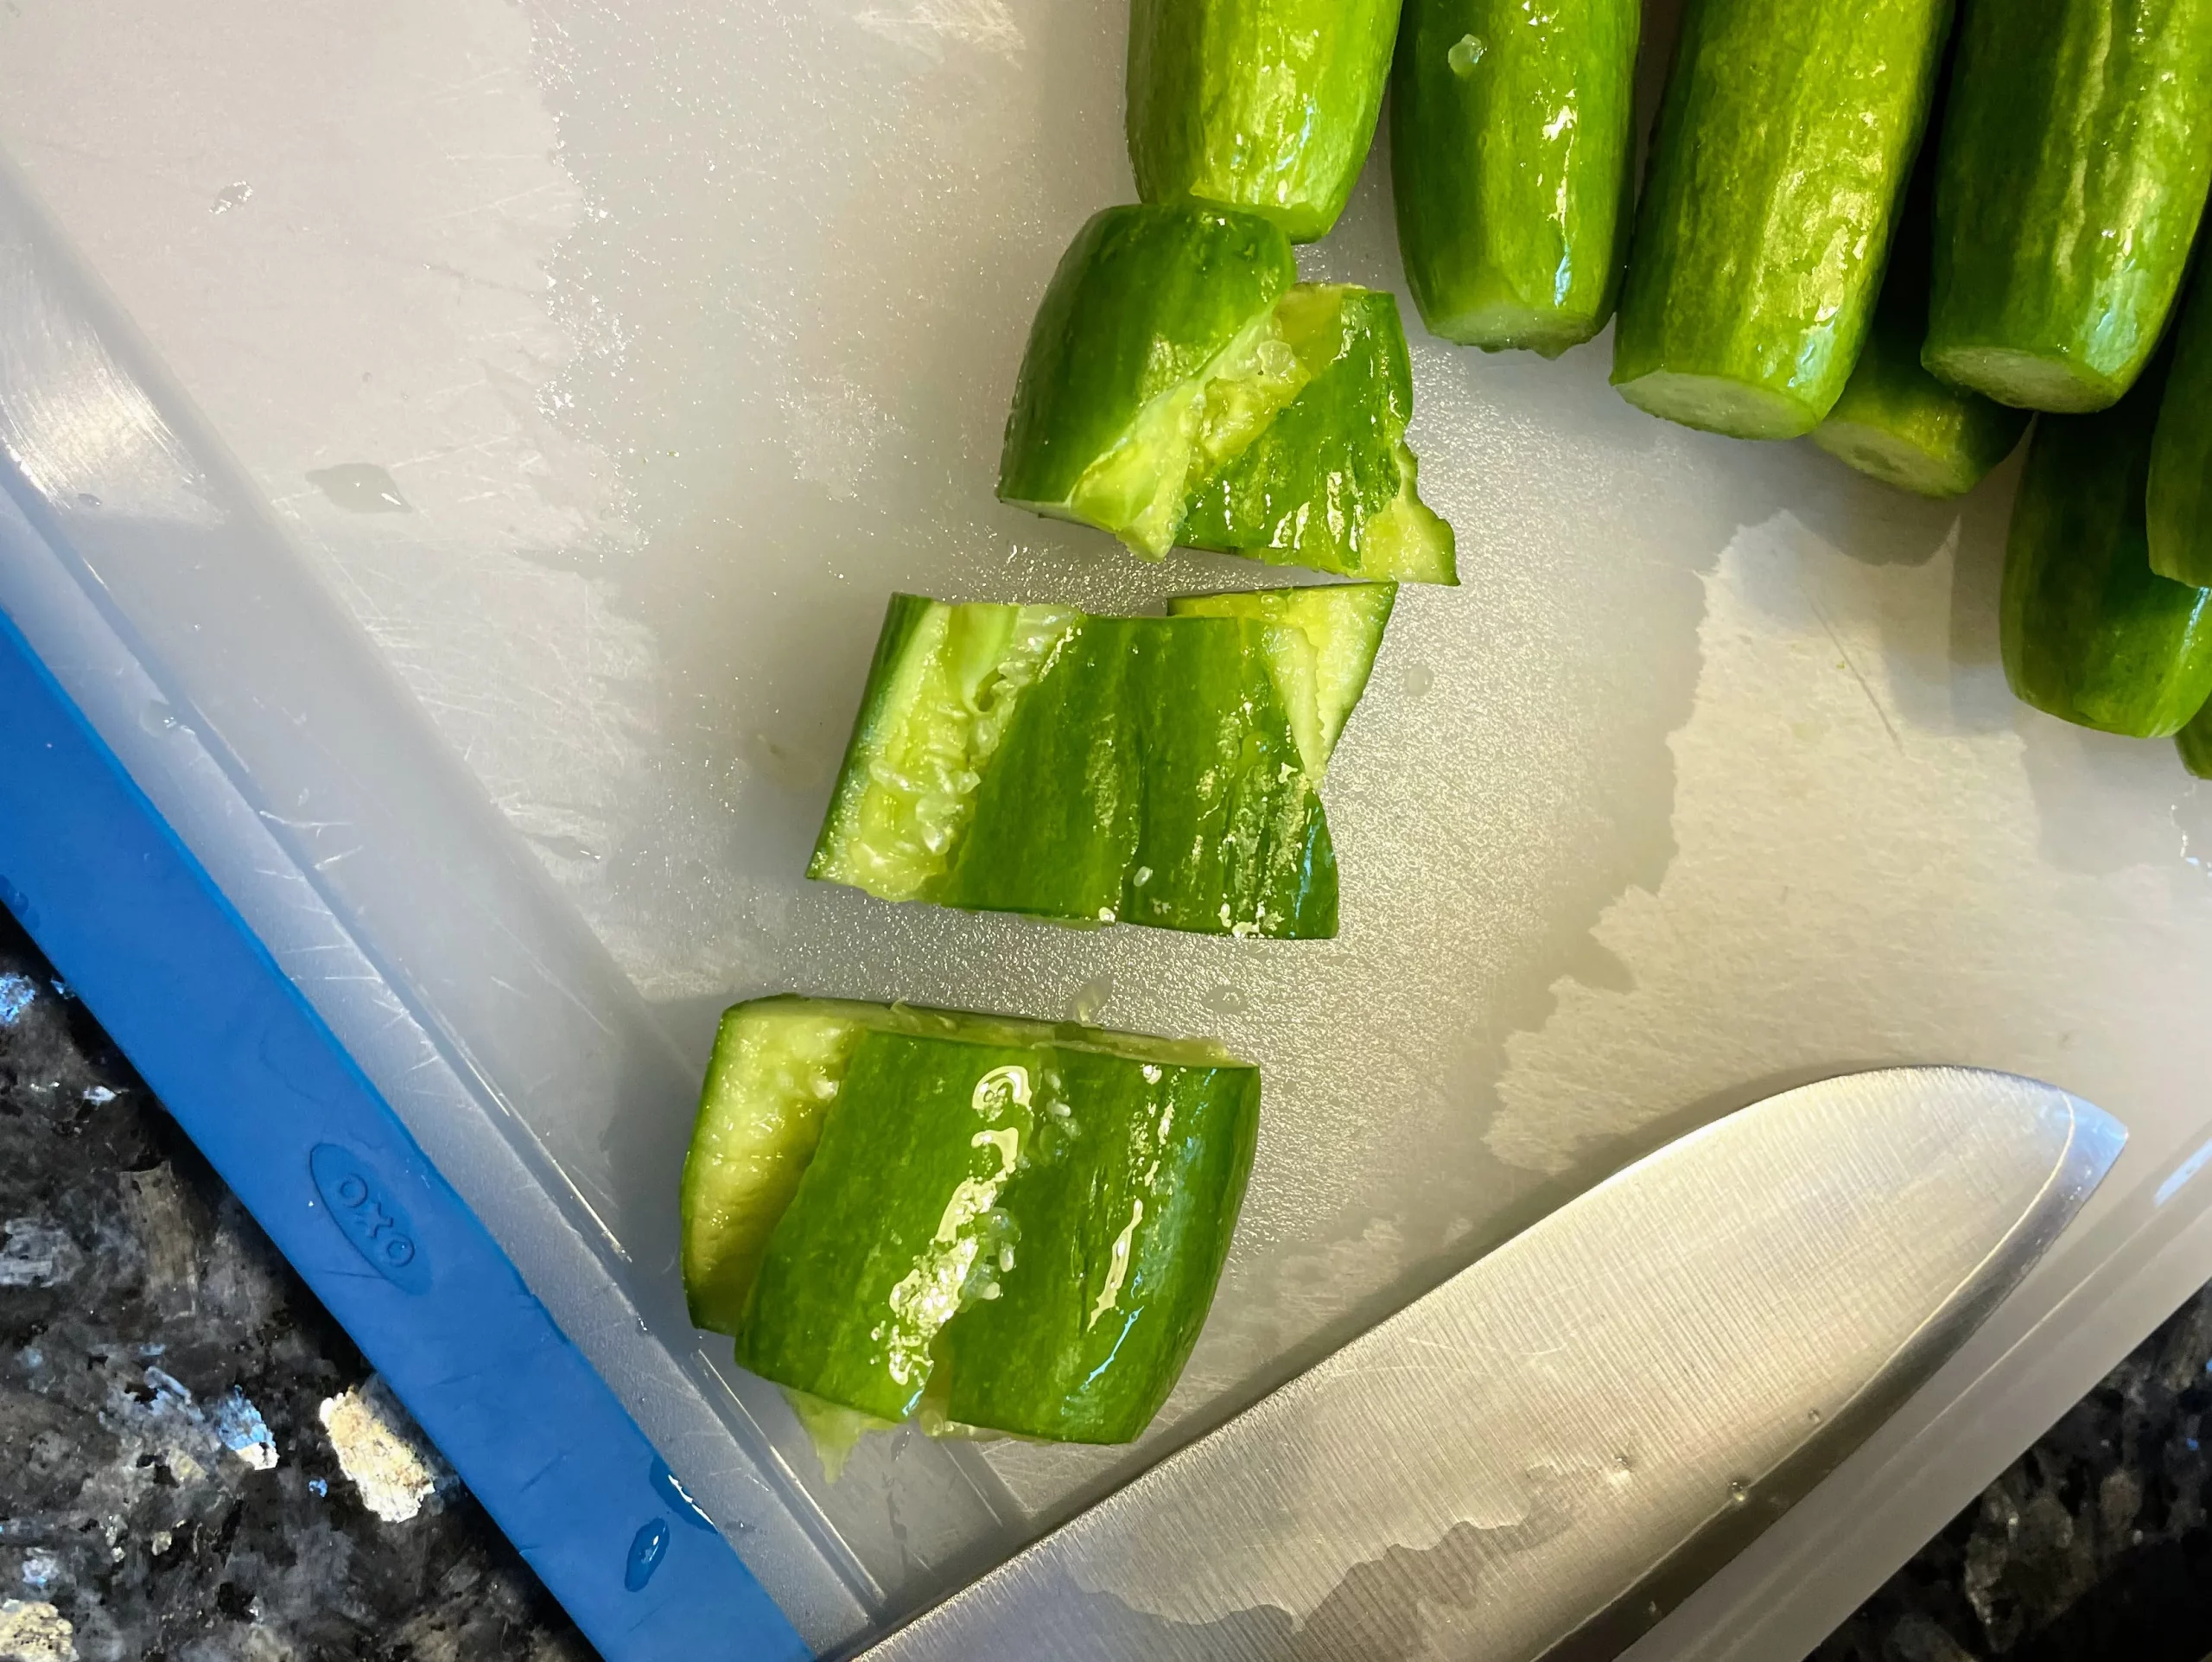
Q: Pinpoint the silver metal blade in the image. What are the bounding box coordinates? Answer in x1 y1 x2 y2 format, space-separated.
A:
861 1067 2125 1662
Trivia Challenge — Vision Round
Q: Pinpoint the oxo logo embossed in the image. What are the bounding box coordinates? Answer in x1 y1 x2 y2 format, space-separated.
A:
309 1143 432 1295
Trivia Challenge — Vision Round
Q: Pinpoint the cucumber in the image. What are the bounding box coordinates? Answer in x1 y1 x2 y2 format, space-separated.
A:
1127 0 1401 244
2002 366 2212 739
1925 0 2212 414
687 997 1259 1447
2180 700 2212 780
1610 0 1951 441
1166 582 1398 767
1390 0 1640 355
1176 287 1459 583
1000 213 1454 580
1811 138 2030 498
999 204 1300 558
810 595 1363 938
2149 266 2212 585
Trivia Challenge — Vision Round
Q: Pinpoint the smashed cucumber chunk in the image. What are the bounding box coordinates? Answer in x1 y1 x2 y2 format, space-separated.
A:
998 204 1455 580
680 997 1260 1462
1167 581 1397 767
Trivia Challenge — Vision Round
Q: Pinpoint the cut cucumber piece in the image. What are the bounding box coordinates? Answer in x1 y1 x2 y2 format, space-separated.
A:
1167 582 1398 767
811 597 1343 939
2179 700 2212 780
2003 365 2212 739
1127 0 1401 244
1000 214 1456 582
1812 131 2030 499
685 997 1259 1449
1390 0 1640 355
1611 0 1950 440
2149 266 2212 586
999 204 1300 558
1926 0 2212 414
1177 287 1459 583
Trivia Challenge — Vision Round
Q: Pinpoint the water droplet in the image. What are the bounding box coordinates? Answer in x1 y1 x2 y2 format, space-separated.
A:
1447 34 1487 77
1727 1478 1751 1505
74 492 101 509
305 462 410 513
210 180 254 215
1807 1407 1824 1425
1065 975 1113 1023
139 700 181 735
1203 984 1249 1016
1402 661 1437 697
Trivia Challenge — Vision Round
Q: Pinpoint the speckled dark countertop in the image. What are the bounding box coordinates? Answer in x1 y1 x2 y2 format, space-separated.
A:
2 901 2207 1662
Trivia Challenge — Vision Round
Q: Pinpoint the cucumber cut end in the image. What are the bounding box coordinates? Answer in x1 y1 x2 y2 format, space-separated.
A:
681 1001 867 1334
1357 446 1459 584
1432 299 1605 360
1612 370 1821 441
1924 346 2121 415
1809 422 1982 500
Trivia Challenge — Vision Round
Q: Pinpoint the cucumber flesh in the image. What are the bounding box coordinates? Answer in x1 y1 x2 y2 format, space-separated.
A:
1177 287 1459 583
1926 0 2212 414
1611 0 1950 440
680 1001 867 1334
1168 582 1398 765
2149 266 2212 586
1127 0 1402 244
813 598 1343 938
2180 700 2212 780
1390 0 1641 355
2002 364 2212 739
686 998 1260 1450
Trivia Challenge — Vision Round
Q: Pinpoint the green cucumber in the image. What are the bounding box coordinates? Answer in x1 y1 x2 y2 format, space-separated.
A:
1000 213 1454 580
1166 583 1397 767
1611 0 1951 441
1176 287 1459 583
998 204 1300 558
2179 700 2212 780
1127 0 1401 244
1925 0 2212 414
1389 0 1640 355
1811 137 2030 498
810 596 1345 938
2002 366 2212 738
686 997 1259 1447
2149 266 2212 586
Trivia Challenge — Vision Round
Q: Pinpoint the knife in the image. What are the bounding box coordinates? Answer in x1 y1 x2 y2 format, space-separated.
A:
860 1067 2125 1662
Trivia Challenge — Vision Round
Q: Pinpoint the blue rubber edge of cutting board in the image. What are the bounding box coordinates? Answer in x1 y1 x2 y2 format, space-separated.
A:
0 596 812 1662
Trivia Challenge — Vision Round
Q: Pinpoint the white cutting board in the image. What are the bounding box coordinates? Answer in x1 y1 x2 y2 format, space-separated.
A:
8 0 2212 1641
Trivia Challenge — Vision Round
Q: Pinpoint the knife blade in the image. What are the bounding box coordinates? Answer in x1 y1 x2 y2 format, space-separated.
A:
860 1067 2125 1662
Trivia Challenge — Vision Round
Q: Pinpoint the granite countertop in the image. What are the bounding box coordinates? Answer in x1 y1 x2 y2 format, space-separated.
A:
2 902 2207 1662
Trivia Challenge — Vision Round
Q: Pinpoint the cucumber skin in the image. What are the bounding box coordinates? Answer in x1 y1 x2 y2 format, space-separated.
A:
1390 0 1640 354
938 1050 1260 1442
1927 0 2212 414
727 1022 1261 1442
2149 268 2212 585
2002 370 2212 739
2180 700 2212 780
1127 0 1401 244
1811 147 2029 498
1611 0 1952 440
998 205 1296 515
937 615 1338 939
1178 289 1454 582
